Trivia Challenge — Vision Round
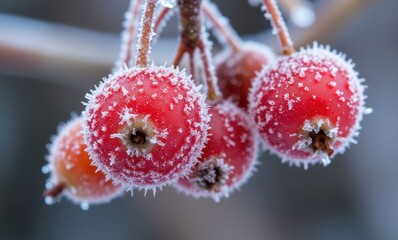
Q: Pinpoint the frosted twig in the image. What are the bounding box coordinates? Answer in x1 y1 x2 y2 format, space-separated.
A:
202 0 242 52
173 0 221 101
135 0 157 67
173 0 202 66
153 6 171 34
198 31 221 101
172 43 187 67
115 0 143 71
262 0 295 55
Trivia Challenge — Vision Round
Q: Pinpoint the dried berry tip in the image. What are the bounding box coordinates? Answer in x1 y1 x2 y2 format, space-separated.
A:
130 131 147 145
195 159 227 193
43 182 65 198
309 130 334 156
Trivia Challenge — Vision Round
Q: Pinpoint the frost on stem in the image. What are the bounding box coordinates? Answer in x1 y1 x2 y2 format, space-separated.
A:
114 0 143 71
159 0 177 8
198 28 221 101
153 5 177 42
261 0 295 55
177 0 203 51
202 0 242 52
135 0 158 67
174 0 221 101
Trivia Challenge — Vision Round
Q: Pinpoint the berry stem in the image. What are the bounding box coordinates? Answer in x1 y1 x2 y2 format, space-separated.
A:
188 52 197 84
202 0 242 52
153 6 171 34
174 0 221 101
178 0 202 51
172 43 187 67
262 0 295 55
43 182 65 198
135 0 157 67
117 0 143 70
198 39 221 101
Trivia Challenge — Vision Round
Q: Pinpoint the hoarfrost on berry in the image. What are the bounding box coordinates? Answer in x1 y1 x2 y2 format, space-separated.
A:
175 100 258 201
83 66 210 189
249 42 368 167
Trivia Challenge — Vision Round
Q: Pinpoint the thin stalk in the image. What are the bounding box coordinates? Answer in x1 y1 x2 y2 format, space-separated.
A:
198 38 221 101
135 0 157 67
202 0 242 52
43 182 65 199
262 0 295 55
153 6 171 34
125 0 143 68
175 0 221 101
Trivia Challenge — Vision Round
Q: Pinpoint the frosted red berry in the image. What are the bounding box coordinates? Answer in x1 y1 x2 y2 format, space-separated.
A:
43 116 123 208
175 100 258 201
83 66 210 189
215 42 275 109
249 43 367 168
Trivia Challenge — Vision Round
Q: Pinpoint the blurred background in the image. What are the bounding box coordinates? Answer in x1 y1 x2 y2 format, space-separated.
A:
0 0 396 239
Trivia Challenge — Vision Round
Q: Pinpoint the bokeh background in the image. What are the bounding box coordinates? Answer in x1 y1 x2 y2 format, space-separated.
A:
0 0 396 239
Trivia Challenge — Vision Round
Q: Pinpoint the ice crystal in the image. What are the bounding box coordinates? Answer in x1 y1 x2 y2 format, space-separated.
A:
159 0 176 9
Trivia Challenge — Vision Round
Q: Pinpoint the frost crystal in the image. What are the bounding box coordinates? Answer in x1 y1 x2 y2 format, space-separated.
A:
159 0 176 9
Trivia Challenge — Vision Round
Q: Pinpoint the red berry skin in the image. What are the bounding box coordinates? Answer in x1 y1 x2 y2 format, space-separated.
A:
83 66 210 189
215 42 275 109
44 116 123 205
249 43 367 168
174 100 258 201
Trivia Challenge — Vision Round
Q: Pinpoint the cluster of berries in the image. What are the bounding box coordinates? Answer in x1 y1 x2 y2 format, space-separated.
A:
43 0 369 209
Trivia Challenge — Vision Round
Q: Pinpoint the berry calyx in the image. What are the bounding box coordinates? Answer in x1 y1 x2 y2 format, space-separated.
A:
175 100 258 201
83 66 209 188
249 43 366 168
43 117 123 207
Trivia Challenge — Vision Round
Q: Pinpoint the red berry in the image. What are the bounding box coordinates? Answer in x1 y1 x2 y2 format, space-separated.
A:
174 100 258 201
215 42 275 109
249 43 367 169
83 66 210 190
43 116 123 208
